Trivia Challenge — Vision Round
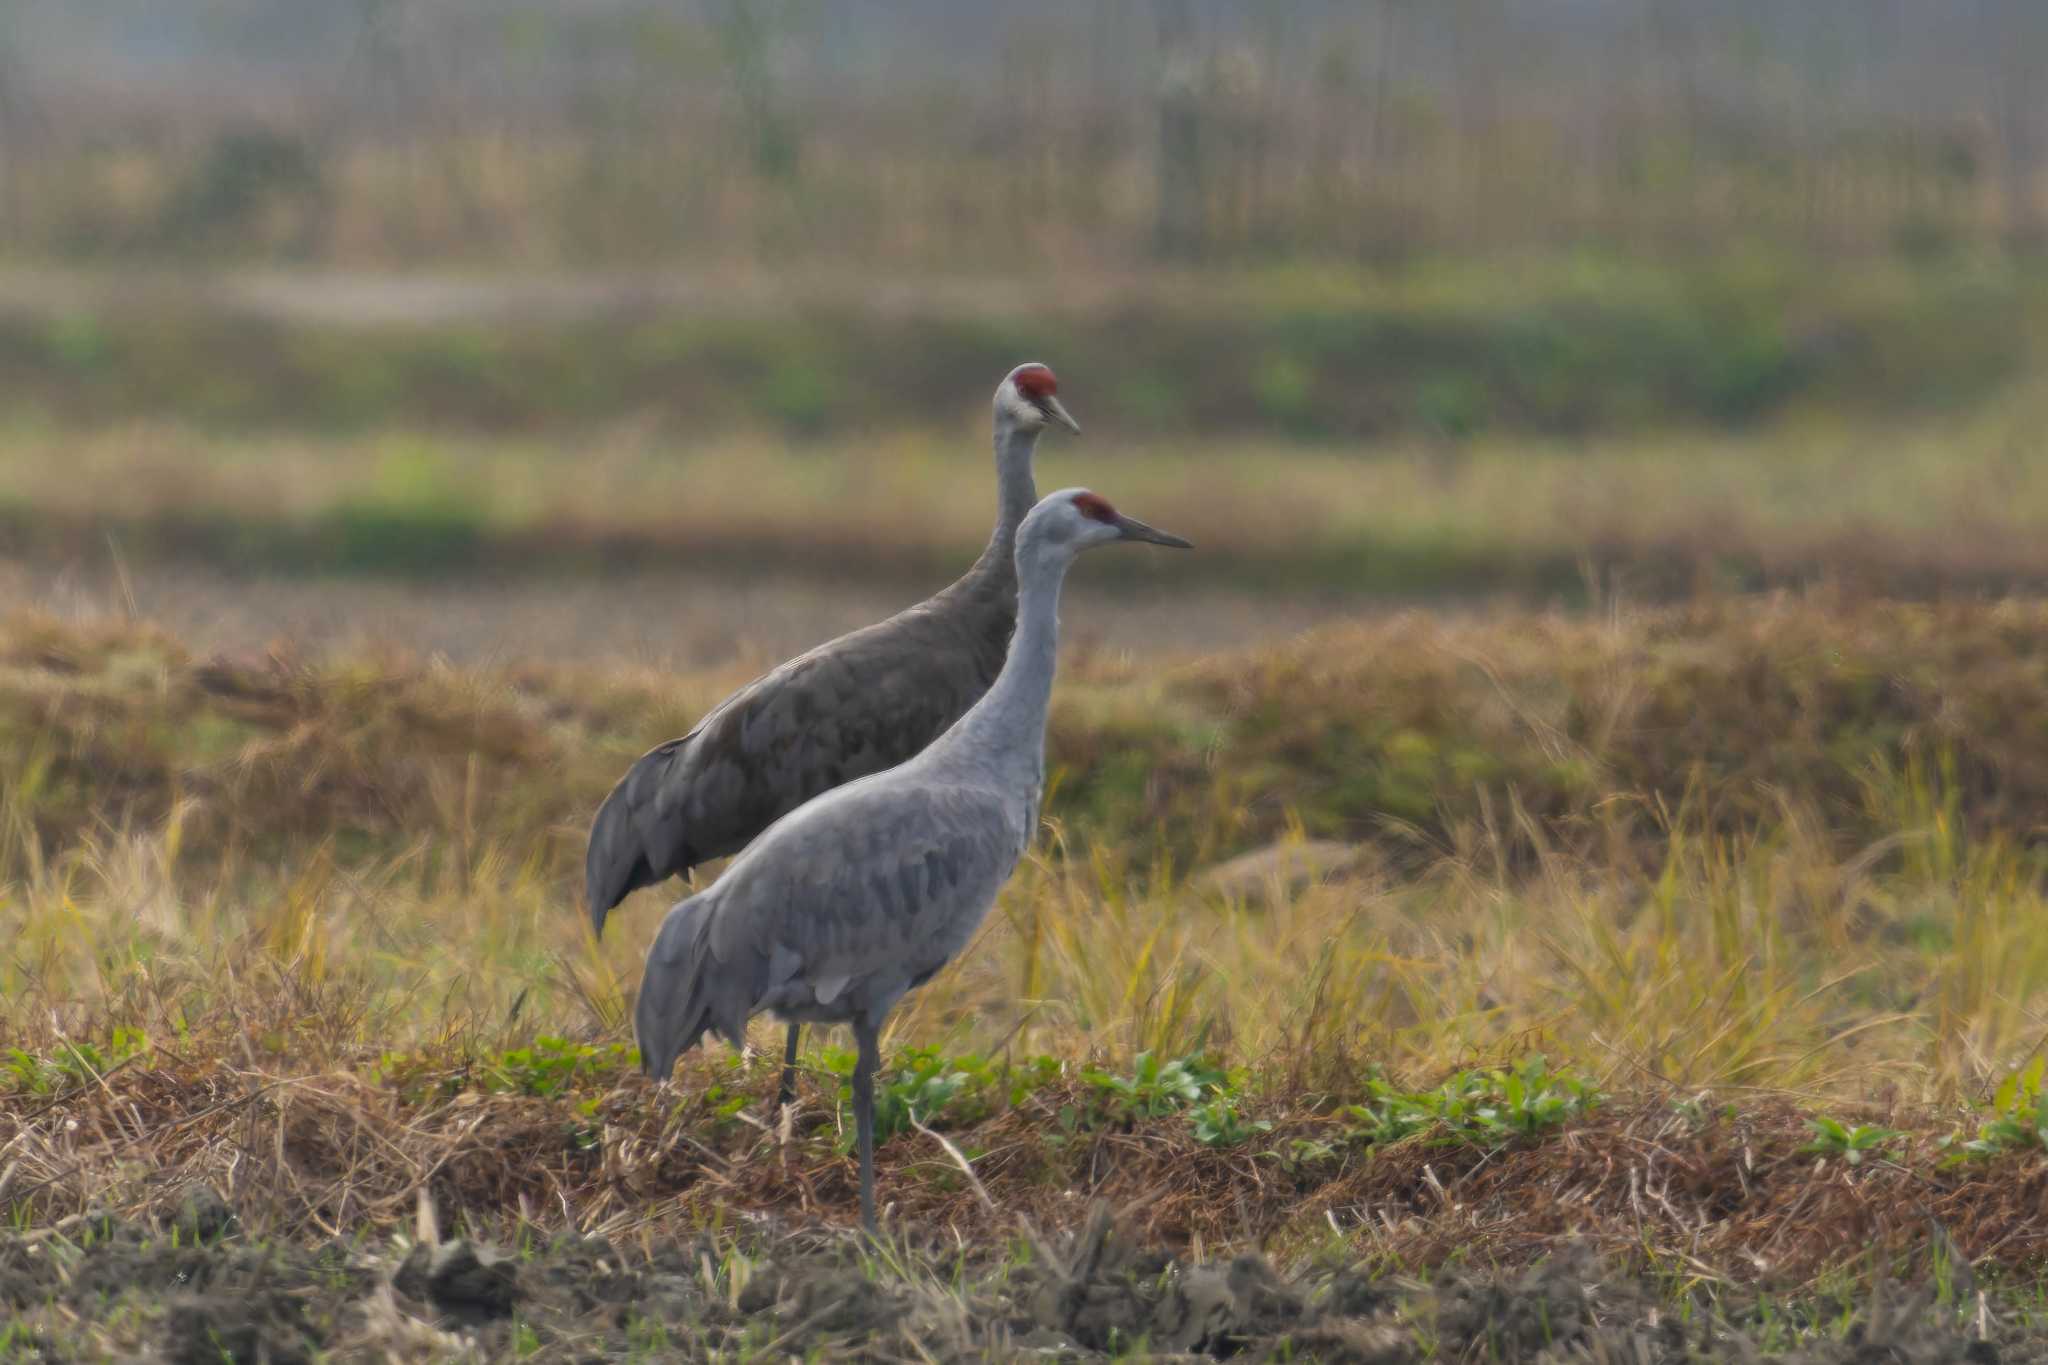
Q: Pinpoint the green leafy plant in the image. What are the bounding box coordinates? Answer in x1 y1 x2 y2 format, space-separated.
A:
1342 1057 1600 1150
1081 1051 1232 1123
825 1046 1059 1148
1188 1096 1272 1147
1950 1057 2048 1159
1264 1136 1342 1175
483 1036 638 1098
696 1083 750 1130
1 1028 150 1094
1800 1116 1903 1167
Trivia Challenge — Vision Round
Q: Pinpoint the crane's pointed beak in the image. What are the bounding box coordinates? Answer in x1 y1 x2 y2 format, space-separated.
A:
1042 396 1081 435
1113 512 1192 549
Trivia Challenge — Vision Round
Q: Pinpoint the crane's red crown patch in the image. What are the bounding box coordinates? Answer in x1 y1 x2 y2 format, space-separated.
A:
1072 492 1118 523
1013 365 1058 401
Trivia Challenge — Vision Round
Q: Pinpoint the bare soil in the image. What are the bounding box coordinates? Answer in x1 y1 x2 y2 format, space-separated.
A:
0 1203 2030 1362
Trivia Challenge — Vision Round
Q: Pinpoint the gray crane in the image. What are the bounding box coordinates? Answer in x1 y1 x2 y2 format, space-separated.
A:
585 364 1080 1107
634 488 1190 1232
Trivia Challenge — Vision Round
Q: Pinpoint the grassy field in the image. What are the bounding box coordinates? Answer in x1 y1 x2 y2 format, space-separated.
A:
12 593 2048 1091
6 259 2048 1356
6 586 2048 1356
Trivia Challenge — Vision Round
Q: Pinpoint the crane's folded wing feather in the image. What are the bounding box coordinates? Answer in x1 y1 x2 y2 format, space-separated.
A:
585 603 1011 933
634 891 743 1079
706 781 1031 1016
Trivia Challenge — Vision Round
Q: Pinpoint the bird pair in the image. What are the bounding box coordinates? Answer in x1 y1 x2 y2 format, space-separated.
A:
585 364 1191 1233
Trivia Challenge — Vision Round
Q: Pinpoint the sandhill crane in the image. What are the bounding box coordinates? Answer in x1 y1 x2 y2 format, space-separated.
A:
586 364 1080 1107
635 489 1190 1232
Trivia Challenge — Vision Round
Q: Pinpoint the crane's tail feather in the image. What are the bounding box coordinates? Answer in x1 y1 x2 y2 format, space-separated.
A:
585 742 689 938
633 893 748 1080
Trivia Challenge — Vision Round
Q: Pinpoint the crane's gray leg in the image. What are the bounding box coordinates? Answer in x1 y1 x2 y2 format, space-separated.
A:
852 1017 881 1236
776 1023 802 1109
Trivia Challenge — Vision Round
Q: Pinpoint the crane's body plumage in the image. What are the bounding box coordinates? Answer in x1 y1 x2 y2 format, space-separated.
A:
633 488 1190 1232
583 364 1071 934
633 778 1033 1068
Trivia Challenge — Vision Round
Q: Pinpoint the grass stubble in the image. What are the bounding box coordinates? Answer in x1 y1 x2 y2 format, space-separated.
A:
6 593 2048 1357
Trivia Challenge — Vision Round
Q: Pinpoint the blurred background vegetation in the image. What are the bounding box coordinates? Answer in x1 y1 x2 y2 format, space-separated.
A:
1 0 2045 608
9 0 2048 270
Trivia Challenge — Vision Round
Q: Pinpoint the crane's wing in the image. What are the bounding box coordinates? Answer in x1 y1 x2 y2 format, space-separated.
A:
633 887 732 1080
633 780 1028 1078
726 781 1030 1015
585 602 1010 934
634 776 1029 1071
584 724 709 930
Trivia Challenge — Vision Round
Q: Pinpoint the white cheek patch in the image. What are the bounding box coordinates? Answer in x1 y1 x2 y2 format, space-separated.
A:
1001 387 1047 428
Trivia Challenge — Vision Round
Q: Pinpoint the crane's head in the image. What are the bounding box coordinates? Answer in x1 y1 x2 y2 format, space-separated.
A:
996 363 1081 436
1021 487 1193 563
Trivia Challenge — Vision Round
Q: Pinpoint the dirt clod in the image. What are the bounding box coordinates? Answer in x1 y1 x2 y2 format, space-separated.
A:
165 1292 313 1365
393 1238 521 1324
787 1266 906 1336
1433 1246 1607 1358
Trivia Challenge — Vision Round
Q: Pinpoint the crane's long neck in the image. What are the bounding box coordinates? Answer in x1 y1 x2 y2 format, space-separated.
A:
929 547 1067 785
957 416 1041 593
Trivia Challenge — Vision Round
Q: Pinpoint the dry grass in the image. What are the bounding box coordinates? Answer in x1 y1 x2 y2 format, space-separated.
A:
7 595 2048 1096
8 593 2048 1295
6 1022 2048 1291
